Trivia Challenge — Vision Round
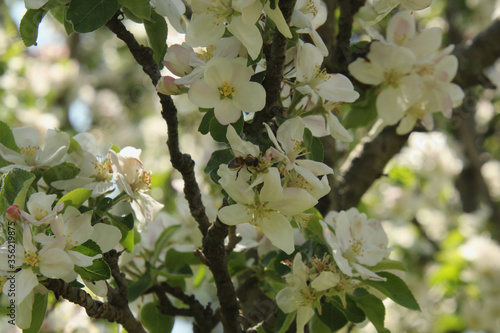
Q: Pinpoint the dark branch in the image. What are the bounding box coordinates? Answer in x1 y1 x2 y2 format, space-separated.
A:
337 17 500 210
331 0 366 75
106 13 211 236
151 282 219 333
247 0 297 133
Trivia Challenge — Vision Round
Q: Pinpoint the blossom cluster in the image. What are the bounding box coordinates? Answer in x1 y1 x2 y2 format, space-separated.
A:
349 11 464 134
0 124 163 328
276 208 394 332
217 118 331 254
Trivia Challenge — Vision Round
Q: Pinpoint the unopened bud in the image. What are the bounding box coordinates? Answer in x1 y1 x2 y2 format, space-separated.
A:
162 44 193 77
156 76 182 95
4 205 21 223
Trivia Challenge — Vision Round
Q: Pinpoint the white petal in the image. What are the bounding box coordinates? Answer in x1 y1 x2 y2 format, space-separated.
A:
39 248 75 279
92 224 122 252
407 27 442 59
259 168 283 203
276 287 299 313
259 212 295 254
348 57 384 85
188 79 220 108
277 117 305 155
264 1 292 38
218 204 252 225
226 125 260 156
316 74 360 103
376 87 410 124
387 11 415 46
13 127 39 149
232 82 266 113
214 99 242 125
185 13 225 47
296 306 315 333
396 114 417 135
227 16 263 60
327 113 353 142
311 271 340 291
271 188 317 216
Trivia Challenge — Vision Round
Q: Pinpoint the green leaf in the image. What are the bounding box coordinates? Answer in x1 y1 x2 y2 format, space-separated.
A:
72 239 102 256
352 288 390 333
66 0 119 33
275 310 295 333
75 258 111 281
316 302 348 331
368 260 407 273
19 8 48 46
164 248 197 277
119 0 151 20
363 271 420 311
140 302 174 333
209 115 244 143
144 10 168 65
153 225 181 261
342 89 378 129
331 295 365 323
303 128 324 162
198 109 215 135
108 212 134 230
0 168 36 214
204 148 234 183
120 228 136 252
57 188 93 209
42 162 80 186
23 292 48 333
128 272 152 302
310 312 336 333
0 121 18 150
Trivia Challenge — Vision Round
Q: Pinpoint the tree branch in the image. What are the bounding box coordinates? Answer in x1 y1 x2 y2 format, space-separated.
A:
106 13 211 236
336 17 500 210
247 0 297 133
150 282 219 333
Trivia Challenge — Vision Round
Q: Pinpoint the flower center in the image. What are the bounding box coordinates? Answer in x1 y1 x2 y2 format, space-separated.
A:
301 0 319 16
197 45 216 62
92 157 111 182
33 207 49 220
24 250 39 267
384 69 403 85
296 287 316 307
205 0 233 24
20 145 40 165
219 81 237 99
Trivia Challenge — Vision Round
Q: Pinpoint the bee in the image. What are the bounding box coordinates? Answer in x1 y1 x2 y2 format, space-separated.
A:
228 154 260 179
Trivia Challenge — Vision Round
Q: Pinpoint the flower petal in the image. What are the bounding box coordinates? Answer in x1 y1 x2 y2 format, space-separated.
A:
259 212 295 254
218 204 252 225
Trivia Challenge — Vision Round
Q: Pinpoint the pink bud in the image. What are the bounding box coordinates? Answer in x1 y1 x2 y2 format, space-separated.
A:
4 205 21 222
162 44 193 77
156 76 182 95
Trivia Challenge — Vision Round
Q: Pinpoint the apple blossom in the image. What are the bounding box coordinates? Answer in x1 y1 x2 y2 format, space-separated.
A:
151 0 186 33
186 0 263 59
188 57 266 125
108 147 164 225
321 208 393 280
294 42 360 105
19 193 64 226
276 253 340 333
0 127 70 173
218 167 317 254
374 0 432 13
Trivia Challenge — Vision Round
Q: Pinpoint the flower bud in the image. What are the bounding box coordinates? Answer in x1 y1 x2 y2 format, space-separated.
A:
162 44 192 77
156 76 182 95
4 205 21 223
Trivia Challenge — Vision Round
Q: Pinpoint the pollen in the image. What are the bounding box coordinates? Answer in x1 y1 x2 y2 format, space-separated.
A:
24 250 40 267
92 157 111 182
219 81 237 98
20 145 40 164
33 207 49 220
197 45 216 62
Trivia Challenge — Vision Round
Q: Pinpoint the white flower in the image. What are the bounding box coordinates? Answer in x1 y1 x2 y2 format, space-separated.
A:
151 0 186 33
348 42 424 124
291 0 328 55
0 127 70 173
188 57 266 125
51 133 115 196
295 42 360 104
186 0 263 59
264 117 333 199
321 209 393 280
217 167 317 254
20 193 64 226
108 147 164 225
276 253 339 333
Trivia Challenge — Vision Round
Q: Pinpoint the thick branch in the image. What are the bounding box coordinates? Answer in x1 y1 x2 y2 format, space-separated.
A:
331 0 366 75
454 19 500 89
337 18 500 210
247 0 296 133
202 218 243 332
106 13 211 236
